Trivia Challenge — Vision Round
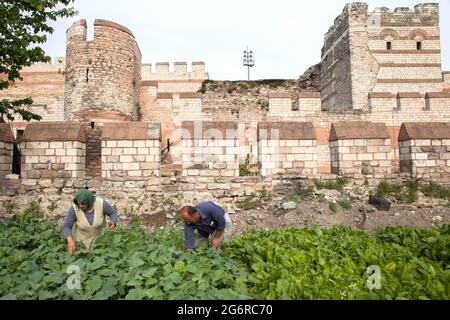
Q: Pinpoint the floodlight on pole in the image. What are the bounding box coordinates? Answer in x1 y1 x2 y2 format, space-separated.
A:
243 46 255 81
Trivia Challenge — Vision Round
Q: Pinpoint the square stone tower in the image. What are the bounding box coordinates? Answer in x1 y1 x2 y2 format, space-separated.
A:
320 2 442 112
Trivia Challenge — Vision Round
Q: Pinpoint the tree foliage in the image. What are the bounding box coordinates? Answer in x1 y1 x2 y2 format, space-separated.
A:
0 0 76 121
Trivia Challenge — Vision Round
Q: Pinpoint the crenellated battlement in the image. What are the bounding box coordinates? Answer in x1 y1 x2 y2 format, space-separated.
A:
141 62 208 81
21 57 66 73
369 3 439 27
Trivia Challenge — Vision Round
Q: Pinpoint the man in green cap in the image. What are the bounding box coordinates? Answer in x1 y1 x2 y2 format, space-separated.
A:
63 189 119 253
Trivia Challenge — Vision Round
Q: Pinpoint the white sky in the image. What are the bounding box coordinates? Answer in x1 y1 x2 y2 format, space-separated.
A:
42 0 450 80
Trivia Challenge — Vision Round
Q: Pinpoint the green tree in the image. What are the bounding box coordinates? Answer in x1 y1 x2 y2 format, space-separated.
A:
0 0 76 122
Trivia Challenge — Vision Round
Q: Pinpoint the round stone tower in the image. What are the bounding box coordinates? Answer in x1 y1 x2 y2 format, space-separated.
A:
65 19 142 121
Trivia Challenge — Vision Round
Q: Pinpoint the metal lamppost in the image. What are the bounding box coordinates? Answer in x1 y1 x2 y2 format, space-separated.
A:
243 47 255 81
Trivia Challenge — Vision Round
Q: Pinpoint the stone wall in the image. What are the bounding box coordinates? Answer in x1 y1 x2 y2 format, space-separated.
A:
267 92 321 118
320 3 352 111
258 122 317 177
180 121 239 179
65 19 142 120
0 124 15 178
101 122 161 185
19 122 87 189
444 72 450 93
329 122 392 177
399 122 450 180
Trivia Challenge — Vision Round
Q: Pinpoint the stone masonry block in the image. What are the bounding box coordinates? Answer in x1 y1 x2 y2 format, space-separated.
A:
119 155 133 163
117 140 133 148
49 142 63 149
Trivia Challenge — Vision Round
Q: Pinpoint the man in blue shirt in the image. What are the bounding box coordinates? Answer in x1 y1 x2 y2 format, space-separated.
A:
180 201 227 250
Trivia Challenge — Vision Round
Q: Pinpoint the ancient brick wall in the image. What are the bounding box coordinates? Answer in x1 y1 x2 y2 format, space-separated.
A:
320 4 352 111
368 4 442 96
444 72 450 93
258 122 317 177
0 124 14 178
329 122 392 177
180 121 240 178
399 122 450 180
321 3 443 111
19 123 87 189
101 122 161 185
0 58 66 129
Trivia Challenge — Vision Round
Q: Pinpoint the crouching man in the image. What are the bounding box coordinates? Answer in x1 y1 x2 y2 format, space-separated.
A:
180 201 232 250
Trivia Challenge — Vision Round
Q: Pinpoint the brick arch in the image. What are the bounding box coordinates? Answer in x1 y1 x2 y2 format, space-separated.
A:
408 29 429 41
379 28 399 40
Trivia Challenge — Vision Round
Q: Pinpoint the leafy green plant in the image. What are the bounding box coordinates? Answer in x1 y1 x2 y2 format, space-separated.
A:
292 194 301 204
227 226 450 300
329 202 337 213
47 198 61 213
237 194 257 211
1 199 18 215
239 154 257 177
258 186 271 201
23 199 44 219
0 215 449 300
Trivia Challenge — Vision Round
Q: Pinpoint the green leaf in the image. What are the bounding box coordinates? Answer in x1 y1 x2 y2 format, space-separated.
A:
85 276 103 296
38 290 58 300
125 288 148 300
92 282 117 300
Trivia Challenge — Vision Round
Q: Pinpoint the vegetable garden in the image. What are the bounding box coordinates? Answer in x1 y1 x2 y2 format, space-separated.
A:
0 215 449 300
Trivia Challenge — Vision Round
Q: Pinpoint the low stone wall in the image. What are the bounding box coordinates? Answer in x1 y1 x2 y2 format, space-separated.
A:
258 122 317 177
399 122 450 179
20 122 87 188
0 124 15 178
101 122 161 184
330 122 392 177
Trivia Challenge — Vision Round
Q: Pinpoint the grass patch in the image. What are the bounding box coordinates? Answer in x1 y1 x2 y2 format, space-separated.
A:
376 178 450 204
420 182 450 201
329 202 337 213
338 198 352 210
314 176 351 192
238 194 257 211
292 194 301 204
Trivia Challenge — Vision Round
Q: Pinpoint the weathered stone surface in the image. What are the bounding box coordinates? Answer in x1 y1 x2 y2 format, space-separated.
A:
281 201 297 210
369 195 391 211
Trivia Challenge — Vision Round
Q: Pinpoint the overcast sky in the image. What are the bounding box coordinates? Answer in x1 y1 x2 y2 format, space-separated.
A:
42 0 450 80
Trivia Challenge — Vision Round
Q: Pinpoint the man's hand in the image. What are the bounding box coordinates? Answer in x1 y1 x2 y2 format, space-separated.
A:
67 236 76 254
108 223 116 232
211 236 221 250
